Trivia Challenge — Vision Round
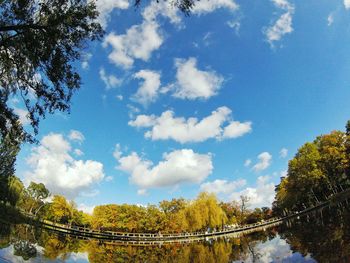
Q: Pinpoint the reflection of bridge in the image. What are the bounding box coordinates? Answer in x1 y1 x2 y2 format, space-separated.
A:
28 188 350 243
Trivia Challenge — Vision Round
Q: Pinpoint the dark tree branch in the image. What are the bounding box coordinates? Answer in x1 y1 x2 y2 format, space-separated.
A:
0 24 47 32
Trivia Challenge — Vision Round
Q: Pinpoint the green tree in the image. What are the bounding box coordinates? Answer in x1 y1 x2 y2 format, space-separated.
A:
46 195 73 224
184 192 227 232
274 121 350 214
0 124 23 204
0 0 103 142
26 182 50 214
7 175 25 206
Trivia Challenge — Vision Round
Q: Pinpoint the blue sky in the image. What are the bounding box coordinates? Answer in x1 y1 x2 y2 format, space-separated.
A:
14 0 350 212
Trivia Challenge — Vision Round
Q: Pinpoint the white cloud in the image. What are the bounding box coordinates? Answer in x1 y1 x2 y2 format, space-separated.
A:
116 95 123 101
78 203 95 214
126 104 140 118
271 0 293 10
280 170 287 178
227 19 241 34
244 159 252 167
264 0 294 47
203 32 213 46
105 176 114 182
113 143 122 160
142 0 238 24
200 179 246 194
81 53 92 69
345 0 350 9
137 189 148 195
74 149 84 156
25 133 104 199
172 57 224 99
222 121 252 139
103 21 163 69
250 236 293 262
81 189 100 197
99 68 121 89
128 106 252 143
252 152 272 172
142 1 182 25
68 130 85 142
93 0 130 28
279 148 288 158
14 107 30 126
192 0 238 14
327 13 334 26
229 176 275 208
132 70 161 106
115 147 213 190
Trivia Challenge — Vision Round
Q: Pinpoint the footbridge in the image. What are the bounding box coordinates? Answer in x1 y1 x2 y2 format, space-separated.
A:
25 188 350 243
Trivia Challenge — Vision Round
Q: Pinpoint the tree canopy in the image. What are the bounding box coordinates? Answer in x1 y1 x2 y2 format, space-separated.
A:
0 0 103 143
273 121 350 214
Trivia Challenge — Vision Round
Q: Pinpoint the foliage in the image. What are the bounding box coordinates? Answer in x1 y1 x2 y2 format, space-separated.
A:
184 192 227 231
45 195 74 224
0 0 103 143
273 121 350 214
0 124 23 205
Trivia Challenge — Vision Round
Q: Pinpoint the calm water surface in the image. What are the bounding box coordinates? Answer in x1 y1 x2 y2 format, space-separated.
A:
0 206 349 262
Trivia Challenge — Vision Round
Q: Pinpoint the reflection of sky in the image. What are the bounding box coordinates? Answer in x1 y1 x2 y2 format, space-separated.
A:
0 244 89 263
233 235 316 263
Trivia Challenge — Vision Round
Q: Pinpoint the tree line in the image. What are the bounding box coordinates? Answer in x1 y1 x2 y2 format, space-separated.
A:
0 175 272 233
3 120 350 232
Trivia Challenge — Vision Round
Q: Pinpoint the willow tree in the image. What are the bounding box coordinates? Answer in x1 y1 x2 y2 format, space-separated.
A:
0 124 23 205
184 192 227 231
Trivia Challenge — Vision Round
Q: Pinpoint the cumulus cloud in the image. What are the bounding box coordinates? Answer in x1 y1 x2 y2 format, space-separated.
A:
345 0 350 9
252 152 272 172
68 130 85 142
264 0 294 47
247 236 293 262
25 133 104 198
279 148 288 158
132 70 161 106
114 147 213 190
142 0 238 24
93 0 130 28
99 68 121 89
128 106 252 143
102 0 240 69
229 176 276 208
142 0 182 25
172 57 224 99
103 21 163 69
200 179 246 194
192 0 238 14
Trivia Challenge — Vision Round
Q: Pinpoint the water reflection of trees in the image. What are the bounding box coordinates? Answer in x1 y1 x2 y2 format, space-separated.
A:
280 205 350 262
4 207 349 263
0 221 279 262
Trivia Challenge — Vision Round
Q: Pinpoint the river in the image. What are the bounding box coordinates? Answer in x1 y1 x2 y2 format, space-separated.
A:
0 204 349 262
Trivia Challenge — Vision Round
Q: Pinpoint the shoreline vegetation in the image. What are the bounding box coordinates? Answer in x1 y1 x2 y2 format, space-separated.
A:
1 121 350 235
